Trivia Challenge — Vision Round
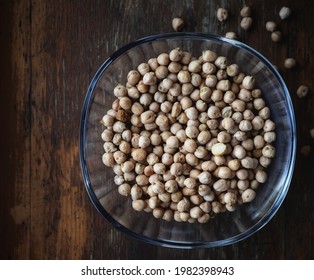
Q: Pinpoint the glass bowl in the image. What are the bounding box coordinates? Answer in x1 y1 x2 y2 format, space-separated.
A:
80 33 296 248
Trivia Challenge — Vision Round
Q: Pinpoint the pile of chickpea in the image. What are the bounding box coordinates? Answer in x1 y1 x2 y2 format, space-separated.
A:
101 48 276 223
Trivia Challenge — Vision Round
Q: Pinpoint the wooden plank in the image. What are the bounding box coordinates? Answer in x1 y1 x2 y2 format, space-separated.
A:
0 0 32 260
28 0 92 259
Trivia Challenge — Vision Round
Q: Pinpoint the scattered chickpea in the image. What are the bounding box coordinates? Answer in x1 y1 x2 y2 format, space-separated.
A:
240 5 251 17
279 7 291 20
172 17 185 32
217 8 228 22
265 21 277 32
284 58 297 69
271 31 282 42
296 85 309 98
225 32 237 39
240 17 253 30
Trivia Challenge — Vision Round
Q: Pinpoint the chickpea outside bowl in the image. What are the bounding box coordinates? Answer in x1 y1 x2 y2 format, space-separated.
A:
80 33 296 248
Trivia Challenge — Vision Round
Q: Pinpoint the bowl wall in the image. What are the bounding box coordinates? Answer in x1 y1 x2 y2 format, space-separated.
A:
80 33 296 248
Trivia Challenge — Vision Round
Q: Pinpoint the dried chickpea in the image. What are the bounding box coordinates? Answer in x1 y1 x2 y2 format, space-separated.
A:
172 17 185 32
284 58 297 69
242 188 256 203
217 8 228 22
225 31 237 39
265 21 277 32
271 31 282 42
279 7 291 20
240 17 253 30
296 85 309 98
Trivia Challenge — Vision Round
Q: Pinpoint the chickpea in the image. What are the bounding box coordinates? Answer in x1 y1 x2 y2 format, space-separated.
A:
168 61 182 74
254 135 265 149
131 148 147 161
242 76 255 90
194 146 208 159
217 131 231 143
185 107 199 120
215 56 227 69
102 153 115 167
118 183 131 196
228 159 240 171
162 153 174 166
223 91 236 104
217 7 228 22
216 166 233 179
263 119 276 132
262 144 276 158
207 105 221 119
232 99 246 112
265 21 277 32
239 120 252 132
216 80 231 91
241 188 256 203
205 74 218 87
241 157 258 169
121 161 135 173
211 143 227 156
185 126 199 139
133 199 149 212
236 169 249 180
165 180 179 193
177 70 191 83
197 131 212 145
172 17 185 32
113 151 127 164
190 206 204 219
225 31 237 39
224 191 238 206
200 86 212 101
136 174 149 186
253 98 266 111
198 171 212 184
171 192 183 203
264 132 276 143
202 62 216 74
211 201 223 213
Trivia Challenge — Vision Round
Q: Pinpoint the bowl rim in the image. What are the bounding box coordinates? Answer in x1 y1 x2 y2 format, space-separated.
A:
79 32 297 249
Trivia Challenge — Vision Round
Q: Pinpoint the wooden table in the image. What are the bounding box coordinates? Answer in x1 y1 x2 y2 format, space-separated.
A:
1 0 313 260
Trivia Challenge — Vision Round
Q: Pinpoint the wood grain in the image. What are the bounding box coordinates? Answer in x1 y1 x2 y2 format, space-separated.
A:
0 0 313 260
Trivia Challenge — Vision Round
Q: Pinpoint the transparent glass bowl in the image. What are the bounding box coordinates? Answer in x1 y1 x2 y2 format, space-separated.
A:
80 33 296 248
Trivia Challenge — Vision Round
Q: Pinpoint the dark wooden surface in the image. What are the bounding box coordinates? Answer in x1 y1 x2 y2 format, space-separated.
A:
1 0 313 260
